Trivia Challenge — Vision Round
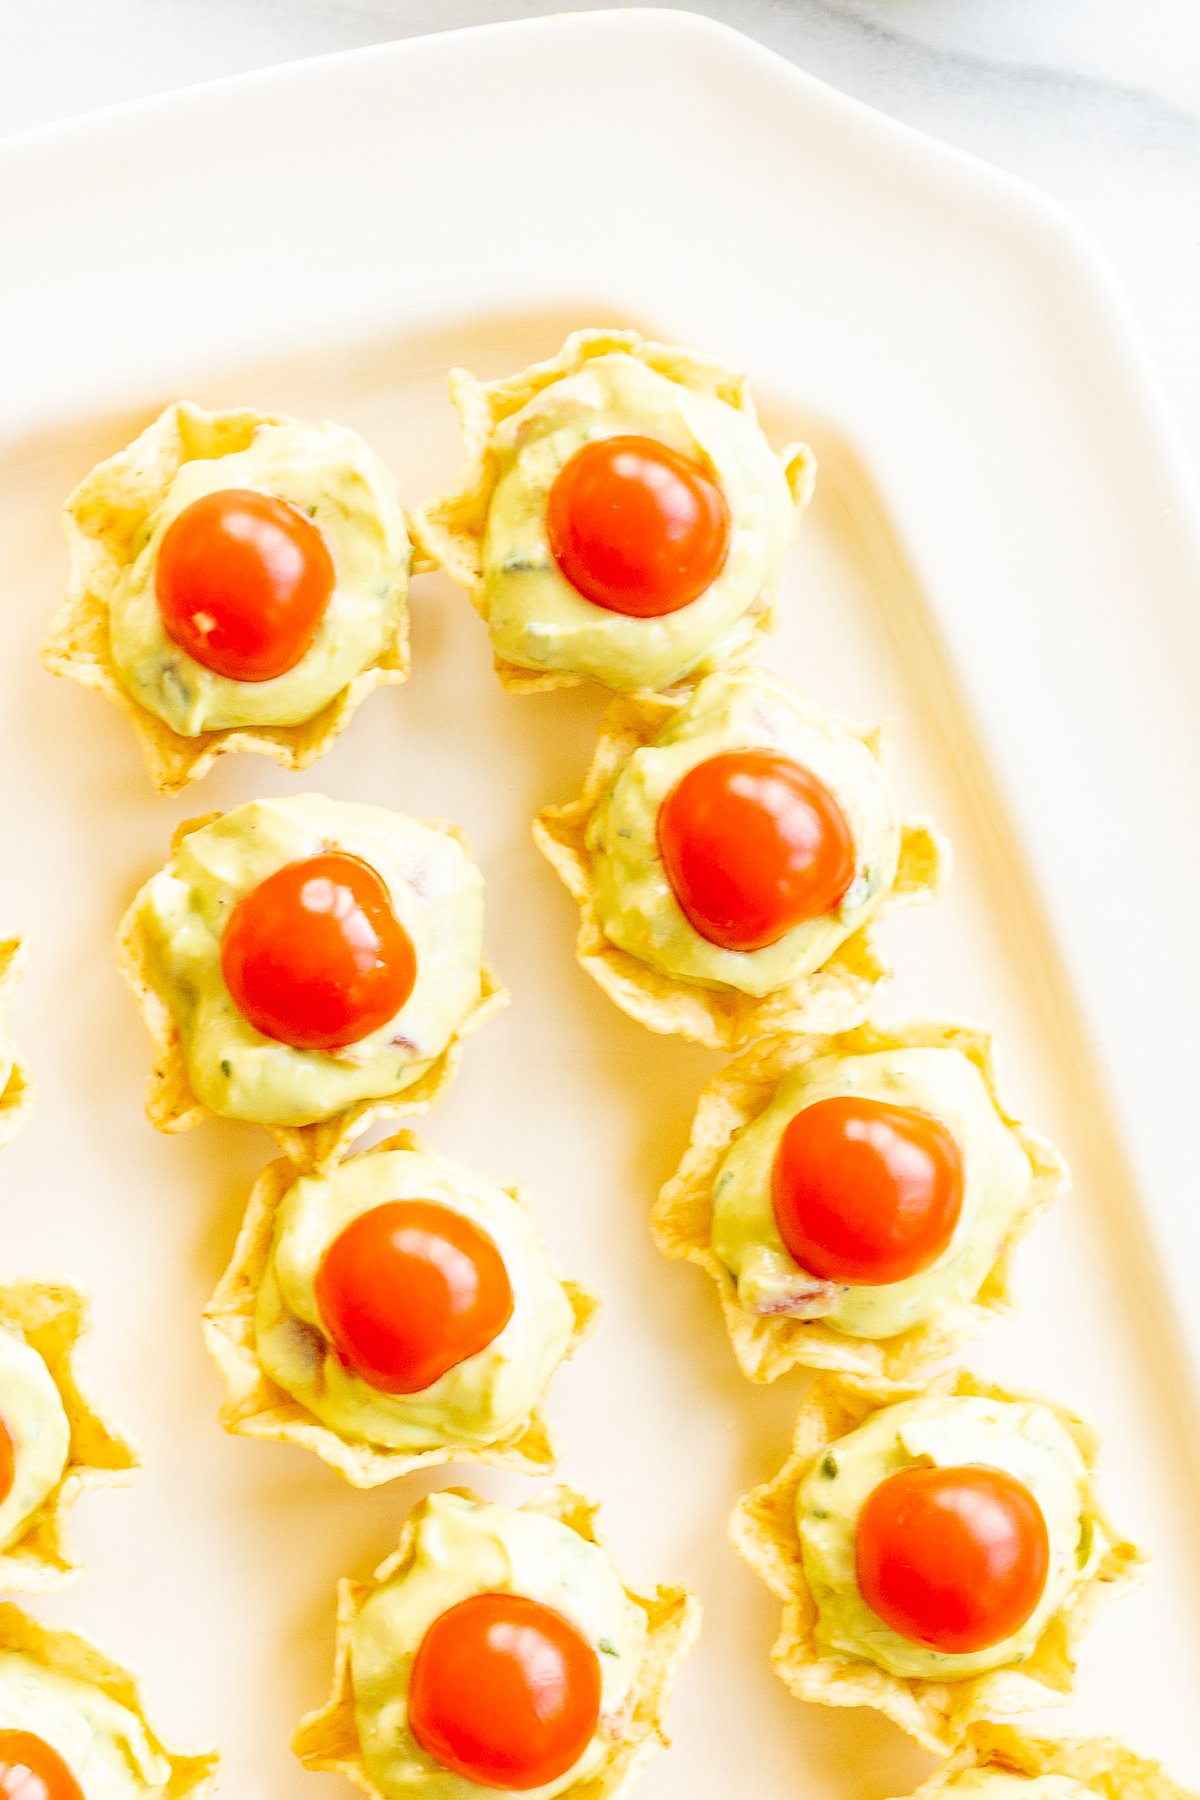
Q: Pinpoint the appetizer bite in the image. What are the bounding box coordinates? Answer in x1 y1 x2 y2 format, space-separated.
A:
413 327 814 692
45 402 411 792
653 1021 1067 1380
294 1486 700 1799
730 1370 1144 1752
0 1282 138 1592
0 941 32 1149
895 1721 1198 1800
535 669 945 1048
0 1604 219 1796
119 795 505 1166
204 1133 598 1483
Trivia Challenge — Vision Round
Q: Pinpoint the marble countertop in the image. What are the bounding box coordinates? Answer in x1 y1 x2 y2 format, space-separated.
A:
5 0 1199 480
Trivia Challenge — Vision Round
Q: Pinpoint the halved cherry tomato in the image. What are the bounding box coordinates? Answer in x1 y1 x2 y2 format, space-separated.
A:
773 1096 963 1286
409 1592 602 1790
855 1463 1050 1653
315 1200 513 1393
155 487 334 682
0 1417 15 1509
220 852 415 1051
0 1731 84 1800
546 435 730 616
656 749 856 951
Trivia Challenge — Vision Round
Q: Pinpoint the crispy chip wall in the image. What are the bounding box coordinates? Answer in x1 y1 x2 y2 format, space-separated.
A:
653 1019 1068 1381
45 401 411 793
729 1369 1146 1754
898 1722 1197 1800
203 1132 600 1485
412 327 815 693
534 690 947 1050
293 1484 701 1799
117 813 507 1170
0 1603 220 1795
0 1281 139 1592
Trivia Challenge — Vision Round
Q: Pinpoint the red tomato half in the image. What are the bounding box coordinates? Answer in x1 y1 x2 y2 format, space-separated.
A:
0 1732 84 1800
408 1592 602 1790
315 1200 513 1393
772 1096 964 1286
156 487 334 682
656 749 856 951
546 435 730 616
220 852 416 1051
855 1463 1050 1653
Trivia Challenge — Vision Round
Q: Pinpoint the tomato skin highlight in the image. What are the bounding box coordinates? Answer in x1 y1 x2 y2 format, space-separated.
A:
0 1730 84 1800
220 852 416 1051
772 1096 964 1286
656 750 856 951
408 1592 602 1790
315 1200 514 1394
155 487 334 682
855 1463 1050 1654
546 435 730 617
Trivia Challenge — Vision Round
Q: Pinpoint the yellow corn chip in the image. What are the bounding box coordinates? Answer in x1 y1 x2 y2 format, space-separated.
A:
293 1484 701 1798
0 1602 220 1794
899 1721 1197 1800
0 1281 138 1592
45 401 411 794
202 1131 600 1485
0 940 32 1149
653 1019 1067 1381
411 326 815 693
534 690 947 1049
729 1368 1145 1754
117 813 507 1170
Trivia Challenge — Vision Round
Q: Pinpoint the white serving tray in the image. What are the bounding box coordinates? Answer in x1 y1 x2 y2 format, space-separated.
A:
1 11 1199 1797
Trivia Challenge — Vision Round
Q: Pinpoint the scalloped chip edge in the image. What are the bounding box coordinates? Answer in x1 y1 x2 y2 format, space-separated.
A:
410 326 815 694
652 1017 1068 1382
292 1483 701 1799
533 685 949 1050
728 1366 1146 1754
43 400 412 794
202 1130 600 1486
116 811 508 1171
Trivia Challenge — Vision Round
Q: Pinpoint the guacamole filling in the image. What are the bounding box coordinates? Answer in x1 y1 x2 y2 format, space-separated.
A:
109 418 410 735
351 1493 647 1800
482 354 799 690
0 1330 70 1551
256 1143 575 1453
587 670 899 995
136 795 484 1127
712 1047 1032 1337
798 1395 1100 1680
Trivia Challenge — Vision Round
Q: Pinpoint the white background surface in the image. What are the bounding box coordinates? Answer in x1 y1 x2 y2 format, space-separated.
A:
4 0 1199 479
3 9 1200 1800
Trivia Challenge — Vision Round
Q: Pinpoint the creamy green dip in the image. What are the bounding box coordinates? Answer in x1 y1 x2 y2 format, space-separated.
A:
256 1142 575 1452
0 1652 172 1795
0 1330 70 1551
939 1774 1091 1800
587 669 899 995
351 1492 647 1800
109 417 410 734
712 1046 1032 1336
136 795 484 1127
481 353 800 690
799 1394 1100 1680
